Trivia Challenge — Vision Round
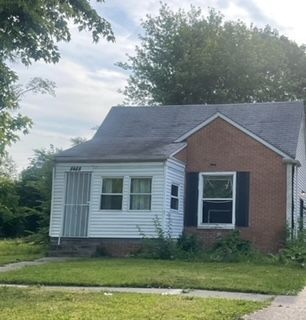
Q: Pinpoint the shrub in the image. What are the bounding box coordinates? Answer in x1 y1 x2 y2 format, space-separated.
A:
137 217 176 260
175 233 205 260
138 221 269 263
279 227 306 267
209 230 254 262
177 233 201 253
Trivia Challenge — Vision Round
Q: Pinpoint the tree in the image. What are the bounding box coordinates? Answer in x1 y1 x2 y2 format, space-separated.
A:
119 4 306 105
0 77 56 156
0 0 114 156
0 153 17 179
70 136 88 146
18 146 59 221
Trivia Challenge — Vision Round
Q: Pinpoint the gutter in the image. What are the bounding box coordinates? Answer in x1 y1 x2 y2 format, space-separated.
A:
282 158 301 167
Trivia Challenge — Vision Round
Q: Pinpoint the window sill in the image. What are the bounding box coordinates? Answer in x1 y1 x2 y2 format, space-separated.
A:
197 224 235 230
128 209 152 212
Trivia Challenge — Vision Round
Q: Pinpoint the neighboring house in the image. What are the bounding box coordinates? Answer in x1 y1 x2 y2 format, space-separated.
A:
49 101 306 255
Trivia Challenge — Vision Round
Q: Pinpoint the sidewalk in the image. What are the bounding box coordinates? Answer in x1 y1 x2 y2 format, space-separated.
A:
244 287 306 319
0 283 275 302
0 257 72 273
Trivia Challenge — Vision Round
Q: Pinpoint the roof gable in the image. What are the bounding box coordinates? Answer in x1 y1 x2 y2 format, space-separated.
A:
175 112 291 158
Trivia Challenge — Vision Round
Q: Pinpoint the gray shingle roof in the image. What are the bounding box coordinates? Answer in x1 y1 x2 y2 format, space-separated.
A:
56 101 304 162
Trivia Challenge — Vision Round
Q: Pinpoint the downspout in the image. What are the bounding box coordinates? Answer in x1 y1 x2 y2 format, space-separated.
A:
283 158 301 238
53 165 62 247
291 165 295 233
295 166 299 234
163 161 169 236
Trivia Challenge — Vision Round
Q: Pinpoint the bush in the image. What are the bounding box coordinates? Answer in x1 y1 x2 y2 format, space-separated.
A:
24 226 50 245
137 217 176 260
138 221 268 263
175 233 205 260
177 233 201 253
209 230 254 262
279 228 306 267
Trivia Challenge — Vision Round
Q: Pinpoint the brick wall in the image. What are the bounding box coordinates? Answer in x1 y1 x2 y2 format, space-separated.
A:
49 237 143 257
175 118 287 253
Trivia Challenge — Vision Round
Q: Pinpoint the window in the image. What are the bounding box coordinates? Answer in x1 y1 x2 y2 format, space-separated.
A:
100 178 123 210
199 172 236 226
130 178 152 210
170 184 179 210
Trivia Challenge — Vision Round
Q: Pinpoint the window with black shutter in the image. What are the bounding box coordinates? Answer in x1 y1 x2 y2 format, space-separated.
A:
195 171 250 228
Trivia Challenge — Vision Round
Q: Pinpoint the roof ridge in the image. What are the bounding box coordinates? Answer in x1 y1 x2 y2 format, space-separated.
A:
112 100 303 109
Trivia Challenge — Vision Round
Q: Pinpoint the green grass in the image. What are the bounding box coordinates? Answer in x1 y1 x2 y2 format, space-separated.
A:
0 258 304 295
0 287 268 320
0 239 45 266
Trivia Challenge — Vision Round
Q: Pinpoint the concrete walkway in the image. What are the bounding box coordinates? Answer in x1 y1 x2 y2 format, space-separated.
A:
0 257 70 273
244 287 306 319
0 283 274 302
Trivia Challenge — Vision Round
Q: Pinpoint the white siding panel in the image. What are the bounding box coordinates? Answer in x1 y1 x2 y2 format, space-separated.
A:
294 118 306 228
49 162 166 238
164 159 185 238
49 165 66 236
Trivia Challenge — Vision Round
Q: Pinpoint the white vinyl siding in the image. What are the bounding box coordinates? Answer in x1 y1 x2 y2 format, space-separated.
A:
164 159 185 238
49 162 165 238
49 166 66 236
294 117 306 229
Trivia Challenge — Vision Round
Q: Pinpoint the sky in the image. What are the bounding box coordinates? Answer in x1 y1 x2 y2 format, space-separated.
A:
8 0 306 171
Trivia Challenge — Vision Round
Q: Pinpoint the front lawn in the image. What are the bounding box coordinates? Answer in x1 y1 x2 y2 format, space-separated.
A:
0 287 268 320
0 258 304 295
0 239 45 266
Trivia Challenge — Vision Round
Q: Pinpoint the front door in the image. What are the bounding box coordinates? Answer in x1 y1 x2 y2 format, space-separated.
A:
62 171 91 237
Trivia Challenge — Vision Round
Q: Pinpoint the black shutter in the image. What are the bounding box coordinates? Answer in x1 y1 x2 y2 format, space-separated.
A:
235 172 250 227
184 172 199 227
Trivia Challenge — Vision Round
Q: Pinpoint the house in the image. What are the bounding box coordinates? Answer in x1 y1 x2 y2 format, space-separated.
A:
49 101 306 255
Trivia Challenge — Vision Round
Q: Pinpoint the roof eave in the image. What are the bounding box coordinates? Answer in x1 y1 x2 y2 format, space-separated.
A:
55 157 169 164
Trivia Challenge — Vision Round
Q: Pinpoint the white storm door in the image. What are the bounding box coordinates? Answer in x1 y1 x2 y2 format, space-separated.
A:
62 171 91 237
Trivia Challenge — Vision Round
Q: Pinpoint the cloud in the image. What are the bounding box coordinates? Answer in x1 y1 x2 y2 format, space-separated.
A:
7 0 306 171
234 0 280 27
9 50 129 171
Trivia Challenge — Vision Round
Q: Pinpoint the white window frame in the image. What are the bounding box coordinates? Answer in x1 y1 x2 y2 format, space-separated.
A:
197 172 236 229
170 183 179 211
100 177 124 211
128 176 152 211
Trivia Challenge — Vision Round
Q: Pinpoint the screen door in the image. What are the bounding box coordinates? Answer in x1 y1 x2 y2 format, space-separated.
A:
62 171 91 237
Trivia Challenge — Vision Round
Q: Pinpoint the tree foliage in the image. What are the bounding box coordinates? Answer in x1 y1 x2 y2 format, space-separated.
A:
70 136 88 146
0 146 59 239
0 0 114 156
0 153 17 179
119 4 306 105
